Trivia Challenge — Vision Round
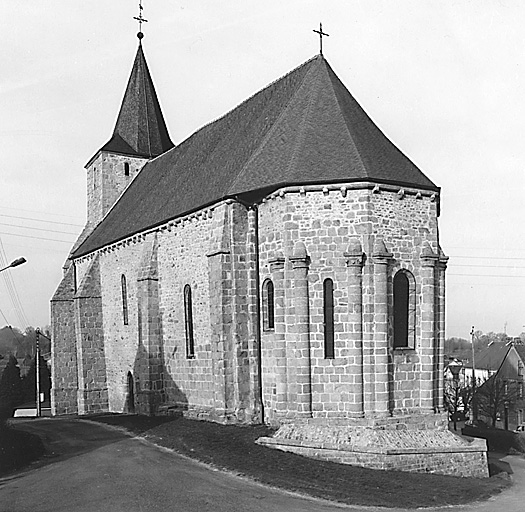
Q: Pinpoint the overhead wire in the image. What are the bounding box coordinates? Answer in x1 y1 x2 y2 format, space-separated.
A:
0 205 84 222
0 221 80 236
0 238 30 328
0 213 83 228
0 231 76 243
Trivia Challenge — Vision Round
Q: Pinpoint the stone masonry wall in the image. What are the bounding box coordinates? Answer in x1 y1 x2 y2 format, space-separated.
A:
73 199 260 422
86 152 148 227
97 241 145 412
89 203 224 416
156 209 215 417
263 441 488 478
74 256 109 414
258 184 440 424
51 265 78 415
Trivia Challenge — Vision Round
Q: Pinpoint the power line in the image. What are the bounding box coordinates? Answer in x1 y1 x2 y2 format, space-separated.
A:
449 273 525 278
0 213 83 228
0 221 80 236
0 307 10 326
450 263 525 269
0 205 84 222
0 240 71 254
0 231 76 243
0 238 30 327
450 255 525 261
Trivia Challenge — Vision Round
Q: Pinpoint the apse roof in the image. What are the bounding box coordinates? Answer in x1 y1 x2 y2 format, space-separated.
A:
74 54 439 258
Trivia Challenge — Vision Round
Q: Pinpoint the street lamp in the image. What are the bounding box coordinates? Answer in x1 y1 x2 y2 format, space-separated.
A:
0 257 27 273
504 399 510 431
448 361 463 431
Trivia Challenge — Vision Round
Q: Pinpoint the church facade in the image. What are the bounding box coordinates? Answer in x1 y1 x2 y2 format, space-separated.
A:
51 39 488 476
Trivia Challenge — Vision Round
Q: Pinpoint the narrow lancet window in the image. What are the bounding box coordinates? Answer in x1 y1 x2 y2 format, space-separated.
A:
324 278 335 358
262 279 275 330
184 284 195 358
393 270 416 349
121 274 129 326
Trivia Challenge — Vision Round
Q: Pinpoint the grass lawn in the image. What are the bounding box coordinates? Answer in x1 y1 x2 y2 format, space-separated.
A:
85 414 510 509
0 424 45 476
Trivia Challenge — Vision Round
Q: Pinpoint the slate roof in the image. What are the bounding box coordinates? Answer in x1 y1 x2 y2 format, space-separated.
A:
91 43 174 162
73 54 439 258
474 343 512 371
514 345 525 364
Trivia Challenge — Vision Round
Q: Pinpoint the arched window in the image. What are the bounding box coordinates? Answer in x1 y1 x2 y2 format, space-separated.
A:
323 278 335 359
393 270 416 349
184 285 195 358
121 274 129 325
124 162 130 176
262 279 275 330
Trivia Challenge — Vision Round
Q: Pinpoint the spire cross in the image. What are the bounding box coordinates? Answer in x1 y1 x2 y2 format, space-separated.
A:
313 23 329 55
134 1 148 39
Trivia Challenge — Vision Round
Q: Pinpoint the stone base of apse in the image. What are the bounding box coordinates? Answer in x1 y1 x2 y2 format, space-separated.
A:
256 414 489 478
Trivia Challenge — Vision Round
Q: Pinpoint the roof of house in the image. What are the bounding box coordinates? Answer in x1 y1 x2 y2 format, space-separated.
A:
514 344 525 363
90 42 174 163
474 343 512 371
73 53 439 258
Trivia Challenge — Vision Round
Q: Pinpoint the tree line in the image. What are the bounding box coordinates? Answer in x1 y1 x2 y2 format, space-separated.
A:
0 325 52 424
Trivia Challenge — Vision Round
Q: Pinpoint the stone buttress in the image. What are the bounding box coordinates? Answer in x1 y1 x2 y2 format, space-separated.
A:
50 265 78 415
74 256 109 414
206 201 262 423
134 233 166 415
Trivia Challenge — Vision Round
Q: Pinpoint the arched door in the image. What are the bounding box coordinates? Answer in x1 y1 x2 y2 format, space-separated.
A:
127 371 135 414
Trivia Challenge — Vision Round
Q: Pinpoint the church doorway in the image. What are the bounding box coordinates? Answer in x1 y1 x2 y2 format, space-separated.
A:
127 371 135 414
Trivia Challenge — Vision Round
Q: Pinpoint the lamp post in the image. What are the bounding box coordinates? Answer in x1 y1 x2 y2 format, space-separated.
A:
470 326 477 424
35 328 41 418
0 257 26 273
448 361 463 431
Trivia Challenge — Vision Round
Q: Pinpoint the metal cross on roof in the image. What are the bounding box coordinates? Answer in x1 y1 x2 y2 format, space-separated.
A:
134 1 148 40
313 23 329 55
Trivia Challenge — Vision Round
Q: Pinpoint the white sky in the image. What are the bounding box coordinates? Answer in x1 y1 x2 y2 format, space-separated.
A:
1 0 524 339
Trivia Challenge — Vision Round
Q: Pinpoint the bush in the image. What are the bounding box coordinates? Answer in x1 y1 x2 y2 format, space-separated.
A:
0 354 24 423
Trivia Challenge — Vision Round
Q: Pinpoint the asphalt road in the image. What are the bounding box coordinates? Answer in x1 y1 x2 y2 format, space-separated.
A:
1 418 525 512
0 419 352 512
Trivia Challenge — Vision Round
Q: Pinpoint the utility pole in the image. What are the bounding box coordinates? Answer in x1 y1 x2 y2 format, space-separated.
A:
36 327 41 418
470 326 477 424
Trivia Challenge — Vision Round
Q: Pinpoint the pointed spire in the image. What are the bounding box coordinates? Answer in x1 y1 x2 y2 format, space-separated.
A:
100 43 174 159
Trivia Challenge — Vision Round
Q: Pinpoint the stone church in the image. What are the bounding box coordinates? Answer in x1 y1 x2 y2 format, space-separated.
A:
51 35 488 476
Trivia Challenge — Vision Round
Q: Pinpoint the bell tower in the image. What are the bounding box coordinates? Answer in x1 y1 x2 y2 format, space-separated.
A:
84 32 174 230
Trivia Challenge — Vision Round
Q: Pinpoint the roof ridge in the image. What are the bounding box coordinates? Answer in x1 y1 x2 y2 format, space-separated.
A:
139 46 153 157
228 57 321 194
322 60 367 176
494 344 514 377
283 60 323 180
189 56 321 151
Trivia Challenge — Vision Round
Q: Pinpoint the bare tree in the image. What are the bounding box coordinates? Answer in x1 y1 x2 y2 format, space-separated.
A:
476 375 519 428
444 377 473 430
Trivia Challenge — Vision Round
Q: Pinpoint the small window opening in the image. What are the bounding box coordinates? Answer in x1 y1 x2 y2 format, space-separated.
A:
121 274 129 325
184 285 195 358
262 279 275 331
124 162 130 176
324 278 335 359
393 270 416 349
